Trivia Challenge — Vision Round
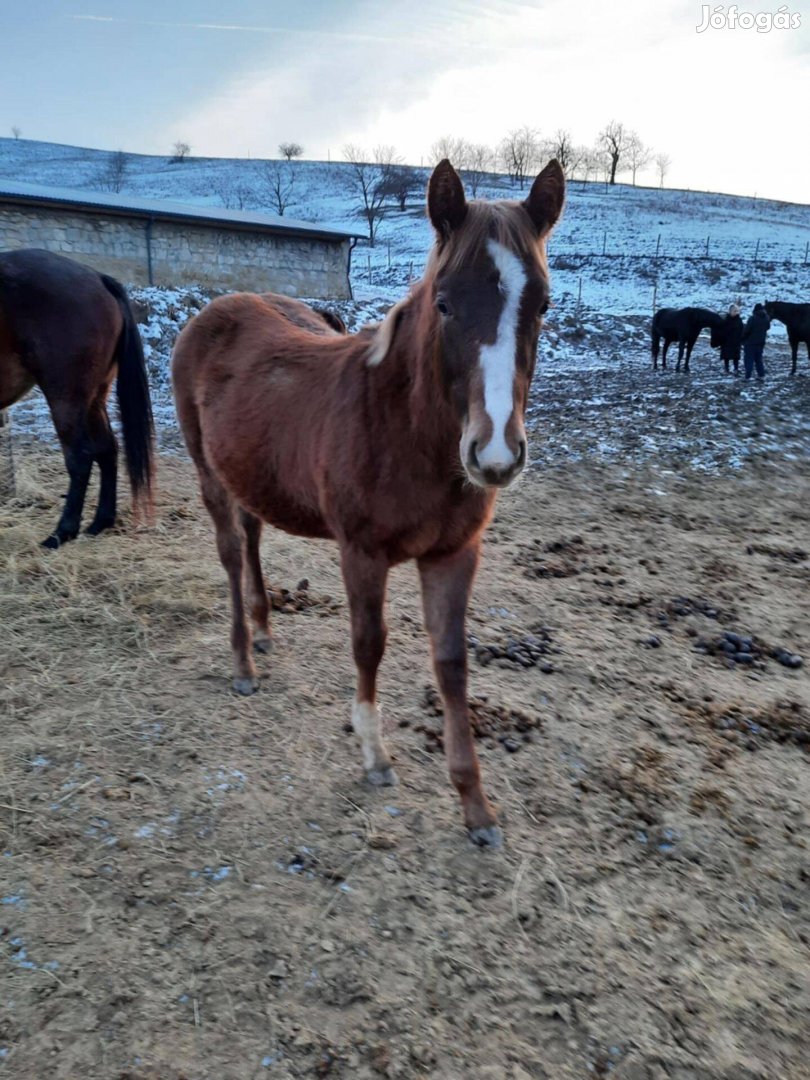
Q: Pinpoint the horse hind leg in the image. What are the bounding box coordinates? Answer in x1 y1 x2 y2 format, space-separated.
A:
198 465 257 695
43 401 95 548
241 509 272 654
85 402 118 536
341 544 396 787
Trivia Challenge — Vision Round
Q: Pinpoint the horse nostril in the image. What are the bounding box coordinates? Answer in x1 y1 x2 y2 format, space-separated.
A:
516 440 527 469
469 439 480 471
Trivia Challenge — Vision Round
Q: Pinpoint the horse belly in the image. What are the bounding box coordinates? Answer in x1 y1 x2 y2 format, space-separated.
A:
244 483 333 540
207 438 333 541
0 351 35 410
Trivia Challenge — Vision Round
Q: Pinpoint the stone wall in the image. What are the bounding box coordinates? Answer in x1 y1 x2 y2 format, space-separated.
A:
0 203 351 299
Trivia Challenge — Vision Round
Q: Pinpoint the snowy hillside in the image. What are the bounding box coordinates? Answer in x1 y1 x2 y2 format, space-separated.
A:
2 138 809 471
2 137 808 320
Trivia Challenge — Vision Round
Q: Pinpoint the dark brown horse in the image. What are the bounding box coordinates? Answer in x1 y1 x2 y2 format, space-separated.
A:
0 249 155 546
651 306 725 372
172 158 565 846
764 301 810 374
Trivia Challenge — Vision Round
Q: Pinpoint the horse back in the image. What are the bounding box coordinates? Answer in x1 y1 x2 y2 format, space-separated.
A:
771 302 810 338
172 293 368 537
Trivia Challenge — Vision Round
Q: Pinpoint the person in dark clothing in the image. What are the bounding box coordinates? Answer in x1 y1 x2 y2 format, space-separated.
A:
742 303 770 380
720 304 744 374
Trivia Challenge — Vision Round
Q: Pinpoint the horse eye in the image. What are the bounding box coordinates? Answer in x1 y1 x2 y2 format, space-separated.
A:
436 296 450 316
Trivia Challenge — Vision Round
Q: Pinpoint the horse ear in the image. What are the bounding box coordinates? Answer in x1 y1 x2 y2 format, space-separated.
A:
428 159 467 238
523 159 565 235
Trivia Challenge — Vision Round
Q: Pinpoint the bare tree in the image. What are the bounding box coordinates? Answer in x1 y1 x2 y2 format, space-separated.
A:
214 173 258 210
279 142 303 162
626 132 652 185
463 143 495 197
546 129 575 178
499 127 539 189
568 146 596 185
343 144 401 245
260 160 298 216
429 135 471 171
11 125 21 140
94 149 130 193
655 152 671 188
377 164 422 211
598 120 631 185
171 140 191 163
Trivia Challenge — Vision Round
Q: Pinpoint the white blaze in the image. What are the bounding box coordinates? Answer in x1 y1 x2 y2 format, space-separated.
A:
477 239 526 469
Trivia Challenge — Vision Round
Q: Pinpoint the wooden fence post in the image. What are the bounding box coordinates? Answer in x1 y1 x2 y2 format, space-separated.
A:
0 409 15 501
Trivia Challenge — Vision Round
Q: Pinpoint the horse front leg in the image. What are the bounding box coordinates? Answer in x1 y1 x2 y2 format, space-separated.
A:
418 542 500 847
676 338 686 373
684 335 698 373
341 544 396 786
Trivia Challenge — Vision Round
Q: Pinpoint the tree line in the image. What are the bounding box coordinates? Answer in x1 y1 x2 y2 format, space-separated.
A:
56 124 671 246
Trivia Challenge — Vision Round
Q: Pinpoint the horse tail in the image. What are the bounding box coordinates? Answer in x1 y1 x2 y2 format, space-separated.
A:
651 311 661 362
101 274 156 523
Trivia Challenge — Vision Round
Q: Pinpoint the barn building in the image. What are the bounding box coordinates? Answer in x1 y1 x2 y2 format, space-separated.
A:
0 180 358 298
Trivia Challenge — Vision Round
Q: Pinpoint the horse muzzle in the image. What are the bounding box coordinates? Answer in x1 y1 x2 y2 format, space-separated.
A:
464 437 527 488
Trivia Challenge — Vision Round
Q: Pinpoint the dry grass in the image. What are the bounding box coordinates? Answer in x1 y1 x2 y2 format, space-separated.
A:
1 443 809 1079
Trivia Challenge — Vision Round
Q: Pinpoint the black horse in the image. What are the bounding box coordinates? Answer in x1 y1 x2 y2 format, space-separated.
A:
764 301 810 375
0 249 155 547
651 306 725 372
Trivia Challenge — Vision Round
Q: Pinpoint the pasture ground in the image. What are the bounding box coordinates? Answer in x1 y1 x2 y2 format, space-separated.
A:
1 390 809 1078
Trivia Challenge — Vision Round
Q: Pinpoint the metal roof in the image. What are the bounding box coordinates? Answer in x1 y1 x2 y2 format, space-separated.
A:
0 179 360 243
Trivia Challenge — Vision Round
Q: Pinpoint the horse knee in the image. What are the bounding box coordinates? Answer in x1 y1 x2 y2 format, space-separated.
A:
434 655 466 698
353 622 386 671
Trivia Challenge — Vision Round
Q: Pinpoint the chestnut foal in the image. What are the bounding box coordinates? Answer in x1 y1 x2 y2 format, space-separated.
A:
172 159 565 845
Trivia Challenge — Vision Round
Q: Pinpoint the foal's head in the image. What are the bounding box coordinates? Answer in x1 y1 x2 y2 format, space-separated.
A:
426 158 565 488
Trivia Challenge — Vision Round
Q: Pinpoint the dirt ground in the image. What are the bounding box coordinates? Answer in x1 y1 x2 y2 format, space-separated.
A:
1 381 809 1078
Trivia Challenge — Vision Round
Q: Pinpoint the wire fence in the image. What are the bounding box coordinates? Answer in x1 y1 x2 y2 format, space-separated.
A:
355 233 810 286
550 233 810 264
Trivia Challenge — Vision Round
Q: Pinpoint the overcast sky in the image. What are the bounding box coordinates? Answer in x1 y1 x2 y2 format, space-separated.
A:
2 0 808 202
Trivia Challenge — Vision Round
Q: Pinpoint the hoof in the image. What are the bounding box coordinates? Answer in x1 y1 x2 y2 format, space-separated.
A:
233 676 259 696
468 825 503 849
366 766 398 787
85 518 115 536
253 636 273 655
42 529 77 549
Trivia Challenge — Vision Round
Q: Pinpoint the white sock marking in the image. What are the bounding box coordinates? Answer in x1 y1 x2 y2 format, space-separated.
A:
478 239 526 469
351 700 390 773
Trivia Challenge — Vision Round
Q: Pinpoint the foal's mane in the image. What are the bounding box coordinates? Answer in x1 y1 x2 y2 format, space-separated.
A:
427 199 543 277
367 200 542 368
